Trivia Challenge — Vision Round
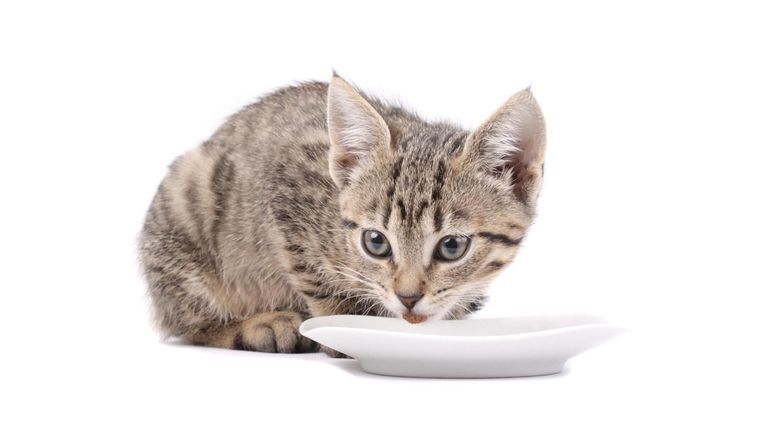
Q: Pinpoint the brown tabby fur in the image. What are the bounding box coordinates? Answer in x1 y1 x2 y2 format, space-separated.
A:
139 76 546 354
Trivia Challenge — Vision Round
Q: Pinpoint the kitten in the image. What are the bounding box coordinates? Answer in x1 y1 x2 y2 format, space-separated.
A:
140 75 546 353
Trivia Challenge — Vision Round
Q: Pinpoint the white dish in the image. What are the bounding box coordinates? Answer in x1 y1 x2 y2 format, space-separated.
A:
299 314 623 378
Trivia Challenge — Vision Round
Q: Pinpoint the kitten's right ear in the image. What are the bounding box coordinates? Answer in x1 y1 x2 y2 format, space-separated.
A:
327 76 391 188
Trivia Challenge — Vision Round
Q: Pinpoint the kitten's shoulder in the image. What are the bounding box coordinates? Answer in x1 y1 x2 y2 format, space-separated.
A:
207 81 329 149
240 79 420 126
248 81 329 111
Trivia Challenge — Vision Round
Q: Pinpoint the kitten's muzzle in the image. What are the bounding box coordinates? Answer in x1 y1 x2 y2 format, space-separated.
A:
396 293 423 310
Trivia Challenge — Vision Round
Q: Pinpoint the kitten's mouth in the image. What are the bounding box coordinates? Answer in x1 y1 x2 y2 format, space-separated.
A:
402 312 429 324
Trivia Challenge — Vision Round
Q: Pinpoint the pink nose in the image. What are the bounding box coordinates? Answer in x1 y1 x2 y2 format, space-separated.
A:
397 293 424 310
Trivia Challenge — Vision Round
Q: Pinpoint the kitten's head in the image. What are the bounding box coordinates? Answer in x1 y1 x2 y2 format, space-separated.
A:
326 76 546 323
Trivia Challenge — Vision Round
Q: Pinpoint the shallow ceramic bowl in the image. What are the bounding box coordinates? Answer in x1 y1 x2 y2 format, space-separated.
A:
299 314 623 378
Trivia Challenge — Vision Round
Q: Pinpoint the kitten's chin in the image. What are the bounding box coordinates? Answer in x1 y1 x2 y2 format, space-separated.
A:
402 312 428 324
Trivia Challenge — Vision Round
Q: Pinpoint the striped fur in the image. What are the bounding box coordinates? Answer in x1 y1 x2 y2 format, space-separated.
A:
139 76 546 353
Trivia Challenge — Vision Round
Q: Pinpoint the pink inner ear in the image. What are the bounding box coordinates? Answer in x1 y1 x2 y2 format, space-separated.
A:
331 150 359 187
481 118 544 205
510 159 532 203
496 105 545 204
336 151 357 170
335 152 357 169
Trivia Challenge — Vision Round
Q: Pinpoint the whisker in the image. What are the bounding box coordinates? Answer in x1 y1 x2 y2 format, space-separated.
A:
330 264 385 288
327 266 386 292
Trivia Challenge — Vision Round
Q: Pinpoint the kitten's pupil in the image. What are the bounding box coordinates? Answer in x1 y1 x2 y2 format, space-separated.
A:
444 237 459 252
362 230 391 258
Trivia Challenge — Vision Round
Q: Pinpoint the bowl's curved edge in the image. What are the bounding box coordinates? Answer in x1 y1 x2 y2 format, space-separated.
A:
299 315 389 335
298 324 349 354
357 358 567 378
300 322 626 363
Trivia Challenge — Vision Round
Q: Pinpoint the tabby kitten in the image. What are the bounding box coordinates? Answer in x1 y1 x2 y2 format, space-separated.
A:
140 75 546 354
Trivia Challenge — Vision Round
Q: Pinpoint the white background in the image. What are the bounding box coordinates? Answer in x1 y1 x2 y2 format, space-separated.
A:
1 1 768 429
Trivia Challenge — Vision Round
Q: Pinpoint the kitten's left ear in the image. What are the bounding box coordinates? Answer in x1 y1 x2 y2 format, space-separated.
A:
464 89 546 206
327 75 391 188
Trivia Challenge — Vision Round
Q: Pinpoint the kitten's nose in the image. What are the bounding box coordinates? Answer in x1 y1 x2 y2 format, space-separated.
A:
397 293 424 310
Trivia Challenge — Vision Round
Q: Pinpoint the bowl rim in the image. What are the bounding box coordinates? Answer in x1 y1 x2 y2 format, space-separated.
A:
299 314 623 341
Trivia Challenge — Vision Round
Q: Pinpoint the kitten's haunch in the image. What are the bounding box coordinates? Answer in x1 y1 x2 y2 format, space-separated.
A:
140 76 546 354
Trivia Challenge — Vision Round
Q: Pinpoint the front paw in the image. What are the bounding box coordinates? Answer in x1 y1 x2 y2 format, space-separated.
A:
235 311 317 353
319 345 351 359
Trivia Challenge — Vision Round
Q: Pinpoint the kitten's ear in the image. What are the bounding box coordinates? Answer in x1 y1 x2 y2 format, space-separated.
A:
326 76 391 188
464 89 546 206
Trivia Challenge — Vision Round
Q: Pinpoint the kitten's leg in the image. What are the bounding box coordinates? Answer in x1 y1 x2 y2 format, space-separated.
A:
142 229 317 353
142 227 226 338
187 311 317 353
318 345 350 358
298 295 358 358
142 150 320 353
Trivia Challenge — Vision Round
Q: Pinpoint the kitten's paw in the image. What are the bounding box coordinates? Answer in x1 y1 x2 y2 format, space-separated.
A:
320 345 351 359
235 311 317 353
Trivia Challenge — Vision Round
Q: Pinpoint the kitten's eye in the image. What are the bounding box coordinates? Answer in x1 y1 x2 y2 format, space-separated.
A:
361 230 392 258
435 235 470 261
